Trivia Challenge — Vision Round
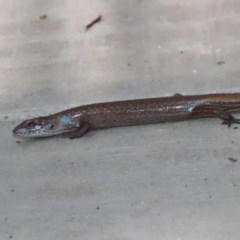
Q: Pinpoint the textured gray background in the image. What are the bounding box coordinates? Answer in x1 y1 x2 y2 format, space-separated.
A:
2 1 240 239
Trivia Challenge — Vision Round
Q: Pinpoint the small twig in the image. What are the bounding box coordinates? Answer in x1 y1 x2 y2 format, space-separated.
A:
85 15 102 30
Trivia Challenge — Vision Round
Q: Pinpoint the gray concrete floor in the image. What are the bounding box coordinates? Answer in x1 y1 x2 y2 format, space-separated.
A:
2 0 240 239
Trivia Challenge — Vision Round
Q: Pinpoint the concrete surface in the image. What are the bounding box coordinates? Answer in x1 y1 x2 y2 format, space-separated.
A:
2 0 240 239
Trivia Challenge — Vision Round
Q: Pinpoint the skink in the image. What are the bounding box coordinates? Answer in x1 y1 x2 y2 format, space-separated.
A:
12 93 240 139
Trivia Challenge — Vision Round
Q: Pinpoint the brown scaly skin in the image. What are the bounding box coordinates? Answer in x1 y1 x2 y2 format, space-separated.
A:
13 93 240 139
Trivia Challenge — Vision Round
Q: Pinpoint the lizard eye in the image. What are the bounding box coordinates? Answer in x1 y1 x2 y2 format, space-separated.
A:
26 121 36 128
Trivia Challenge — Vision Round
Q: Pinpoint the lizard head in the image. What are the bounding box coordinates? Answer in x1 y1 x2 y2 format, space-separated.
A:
12 115 78 138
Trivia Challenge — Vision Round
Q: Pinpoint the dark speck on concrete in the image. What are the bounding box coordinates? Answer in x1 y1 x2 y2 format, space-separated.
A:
16 140 21 144
39 14 48 20
4 116 8 119
228 157 238 162
180 50 184 54
96 206 100 210
10 189 15 192
9 235 13 239
233 126 238 129
217 60 225 65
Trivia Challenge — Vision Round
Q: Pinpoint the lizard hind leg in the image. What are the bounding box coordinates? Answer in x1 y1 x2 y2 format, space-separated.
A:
192 106 240 127
206 107 240 126
219 112 240 127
